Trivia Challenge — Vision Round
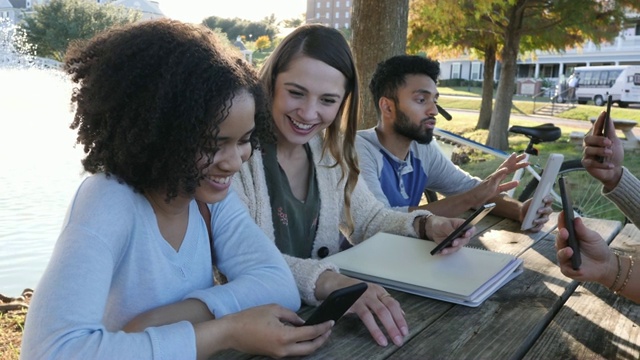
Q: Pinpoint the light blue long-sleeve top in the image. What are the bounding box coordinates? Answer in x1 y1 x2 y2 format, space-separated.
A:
21 173 299 360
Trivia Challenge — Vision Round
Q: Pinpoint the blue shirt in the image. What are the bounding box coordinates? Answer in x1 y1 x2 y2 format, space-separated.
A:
378 149 428 207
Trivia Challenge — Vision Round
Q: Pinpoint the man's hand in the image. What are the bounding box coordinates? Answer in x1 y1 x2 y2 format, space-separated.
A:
582 111 624 191
519 195 554 233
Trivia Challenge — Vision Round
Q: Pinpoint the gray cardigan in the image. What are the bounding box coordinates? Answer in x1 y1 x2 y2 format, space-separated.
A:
232 134 432 305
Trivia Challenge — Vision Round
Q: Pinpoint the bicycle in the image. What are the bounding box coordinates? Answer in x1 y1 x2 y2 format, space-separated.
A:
431 123 627 223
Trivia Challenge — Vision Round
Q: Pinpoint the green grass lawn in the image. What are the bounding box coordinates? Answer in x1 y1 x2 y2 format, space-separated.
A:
249 51 271 68
435 111 582 178
438 86 640 122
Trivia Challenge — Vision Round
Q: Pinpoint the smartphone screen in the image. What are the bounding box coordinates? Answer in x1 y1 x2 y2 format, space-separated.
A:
304 282 367 326
430 203 496 255
559 176 581 270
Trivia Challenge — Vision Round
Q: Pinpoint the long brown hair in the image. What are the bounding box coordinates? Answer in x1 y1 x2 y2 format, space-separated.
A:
259 24 360 234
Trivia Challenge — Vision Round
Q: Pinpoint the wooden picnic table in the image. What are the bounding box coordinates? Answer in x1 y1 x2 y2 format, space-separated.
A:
218 214 635 359
525 223 640 359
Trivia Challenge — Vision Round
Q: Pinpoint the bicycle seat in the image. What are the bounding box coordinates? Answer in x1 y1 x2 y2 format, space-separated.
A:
508 123 561 144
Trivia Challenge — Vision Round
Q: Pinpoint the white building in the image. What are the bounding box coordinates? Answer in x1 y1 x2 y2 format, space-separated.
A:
233 36 253 63
0 0 29 23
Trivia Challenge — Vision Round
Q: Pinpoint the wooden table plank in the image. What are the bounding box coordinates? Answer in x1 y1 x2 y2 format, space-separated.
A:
523 224 639 359
471 212 559 256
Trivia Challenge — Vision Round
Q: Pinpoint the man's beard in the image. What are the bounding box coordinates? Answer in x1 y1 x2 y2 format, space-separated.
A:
393 109 434 144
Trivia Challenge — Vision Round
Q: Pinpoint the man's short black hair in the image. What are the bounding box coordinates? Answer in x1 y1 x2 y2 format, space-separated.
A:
369 55 440 114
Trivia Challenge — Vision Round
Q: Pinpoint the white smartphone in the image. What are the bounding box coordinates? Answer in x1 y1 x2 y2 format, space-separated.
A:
521 153 564 230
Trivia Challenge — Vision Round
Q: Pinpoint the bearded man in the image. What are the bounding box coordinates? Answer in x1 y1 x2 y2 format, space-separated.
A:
355 55 551 232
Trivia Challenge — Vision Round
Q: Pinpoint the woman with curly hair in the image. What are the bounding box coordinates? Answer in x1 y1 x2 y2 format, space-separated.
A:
232 24 473 348
21 19 332 359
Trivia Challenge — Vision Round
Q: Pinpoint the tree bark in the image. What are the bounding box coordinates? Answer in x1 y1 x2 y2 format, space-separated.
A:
476 43 496 130
352 0 409 130
486 2 525 150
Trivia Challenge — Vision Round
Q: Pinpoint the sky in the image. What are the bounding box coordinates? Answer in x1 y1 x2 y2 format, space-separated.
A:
156 0 307 24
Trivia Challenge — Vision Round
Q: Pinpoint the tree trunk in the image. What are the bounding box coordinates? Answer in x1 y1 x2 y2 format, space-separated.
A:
352 0 409 130
476 43 496 130
486 3 525 150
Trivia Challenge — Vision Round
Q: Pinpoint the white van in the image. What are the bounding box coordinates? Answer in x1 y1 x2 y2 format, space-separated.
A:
555 65 640 107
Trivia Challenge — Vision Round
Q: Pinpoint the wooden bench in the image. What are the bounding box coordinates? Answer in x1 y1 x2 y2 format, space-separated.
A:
589 117 640 151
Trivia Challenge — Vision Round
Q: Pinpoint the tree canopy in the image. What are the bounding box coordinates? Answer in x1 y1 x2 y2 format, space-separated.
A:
409 0 640 149
255 35 271 52
280 15 304 29
202 15 276 42
20 0 140 61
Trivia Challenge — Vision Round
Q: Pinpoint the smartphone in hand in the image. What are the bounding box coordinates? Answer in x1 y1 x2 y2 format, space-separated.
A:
559 176 581 270
597 94 613 163
430 203 496 255
304 282 368 326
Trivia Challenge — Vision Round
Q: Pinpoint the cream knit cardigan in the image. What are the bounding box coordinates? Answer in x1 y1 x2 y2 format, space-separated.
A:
605 167 640 227
232 134 432 305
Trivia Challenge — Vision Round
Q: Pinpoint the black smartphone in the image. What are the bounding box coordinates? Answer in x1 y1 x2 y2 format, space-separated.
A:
559 176 581 270
430 203 496 255
603 94 613 137
304 282 368 326
597 94 613 163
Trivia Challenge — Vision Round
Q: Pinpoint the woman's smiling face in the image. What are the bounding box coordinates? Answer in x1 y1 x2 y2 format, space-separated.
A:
195 90 255 204
271 55 347 146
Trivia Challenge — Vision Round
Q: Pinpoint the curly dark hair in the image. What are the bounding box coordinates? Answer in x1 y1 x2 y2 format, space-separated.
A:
369 55 440 115
64 19 271 200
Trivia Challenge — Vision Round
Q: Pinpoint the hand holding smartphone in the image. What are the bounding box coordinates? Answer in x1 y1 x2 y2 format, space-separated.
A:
559 176 581 270
430 203 496 255
521 154 564 231
304 282 367 326
597 94 613 163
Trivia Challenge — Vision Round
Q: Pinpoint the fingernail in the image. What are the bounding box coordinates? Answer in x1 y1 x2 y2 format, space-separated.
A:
394 335 404 346
379 336 388 347
401 326 409 336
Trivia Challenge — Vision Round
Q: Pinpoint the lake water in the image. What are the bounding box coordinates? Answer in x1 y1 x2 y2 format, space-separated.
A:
0 68 86 297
